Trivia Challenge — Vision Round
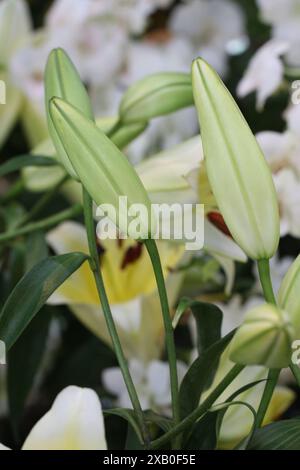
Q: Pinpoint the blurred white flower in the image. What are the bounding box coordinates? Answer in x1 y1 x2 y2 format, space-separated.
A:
0 0 31 67
257 130 300 237
103 359 187 415
169 0 245 76
273 168 300 237
257 0 300 66
0 386 107 450
47 0 173 35
237 40 289 109
285 102 300 138
122 36 196 161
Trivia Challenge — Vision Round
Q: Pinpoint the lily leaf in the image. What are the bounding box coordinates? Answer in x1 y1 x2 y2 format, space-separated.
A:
179 330 235 419
0 252 88 349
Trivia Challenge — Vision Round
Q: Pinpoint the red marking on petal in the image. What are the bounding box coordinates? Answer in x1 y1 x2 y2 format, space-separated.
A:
207 211 232 238
121 242 143 270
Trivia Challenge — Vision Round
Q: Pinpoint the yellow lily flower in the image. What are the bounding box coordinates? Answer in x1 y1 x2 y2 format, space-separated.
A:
202 346 295 449
0 386 107 450
47 221 185 363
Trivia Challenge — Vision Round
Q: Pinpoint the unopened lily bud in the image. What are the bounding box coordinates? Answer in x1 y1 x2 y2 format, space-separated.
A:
49 98 155 239
278 254 300 336
45 48 94 179
229 304 294 368
192 58 280 260
120 72 193 124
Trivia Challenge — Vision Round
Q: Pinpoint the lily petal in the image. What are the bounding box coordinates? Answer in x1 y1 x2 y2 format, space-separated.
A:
22 386 107 450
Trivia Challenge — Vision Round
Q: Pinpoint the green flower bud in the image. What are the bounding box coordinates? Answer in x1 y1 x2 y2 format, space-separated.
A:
278 254 300 336
49 98 155 239
192 58 280 260
229 304 294 368
45 48 94 179
120 72 193 124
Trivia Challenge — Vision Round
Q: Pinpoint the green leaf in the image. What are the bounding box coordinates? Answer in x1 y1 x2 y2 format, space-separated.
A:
248 419 300 450
184 411 219 450
144 410 173 434
125 424 144 450
0 155 57 177
7 307 51 440
0 252 88 349
25 231 48 272
179 330 235 419
190 300 223 354
104 408 143 445
173 299 222 355
185 387 259 450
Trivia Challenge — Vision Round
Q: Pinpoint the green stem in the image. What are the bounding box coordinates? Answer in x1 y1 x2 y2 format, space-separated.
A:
106 119 122 138
0 204 82 243
255 258 279 430
18 175 69 227
150 364 243 449
144 239 180 446
257 259 276 305
82 188 149 445
254 368 280 428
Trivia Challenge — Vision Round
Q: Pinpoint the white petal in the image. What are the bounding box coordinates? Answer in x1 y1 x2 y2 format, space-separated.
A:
0 443 11 450
204 219 247 262
22 386 107 450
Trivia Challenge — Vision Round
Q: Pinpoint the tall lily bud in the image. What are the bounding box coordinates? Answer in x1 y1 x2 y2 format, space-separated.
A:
229 304 294 368
278 254 300 336
45 48 94 179
192 58 280 260
120 72 193 124
49 98 155 239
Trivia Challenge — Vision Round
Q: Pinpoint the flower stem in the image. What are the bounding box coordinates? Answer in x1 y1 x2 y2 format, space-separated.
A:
82 187 150 445
257 258 276 305
0 204 82 244
150 364 243 449
255 368 280 428
255 258 280 430
144 238 180 446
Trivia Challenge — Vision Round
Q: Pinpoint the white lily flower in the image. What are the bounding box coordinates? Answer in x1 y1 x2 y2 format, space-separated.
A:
103 359 187 415
256 131 300 237
257 0 300 66
0 386 107 450
237 40 289 109
169 0 245 76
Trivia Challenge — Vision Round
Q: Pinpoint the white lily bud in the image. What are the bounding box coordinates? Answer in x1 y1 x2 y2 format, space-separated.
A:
192 58 280 260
